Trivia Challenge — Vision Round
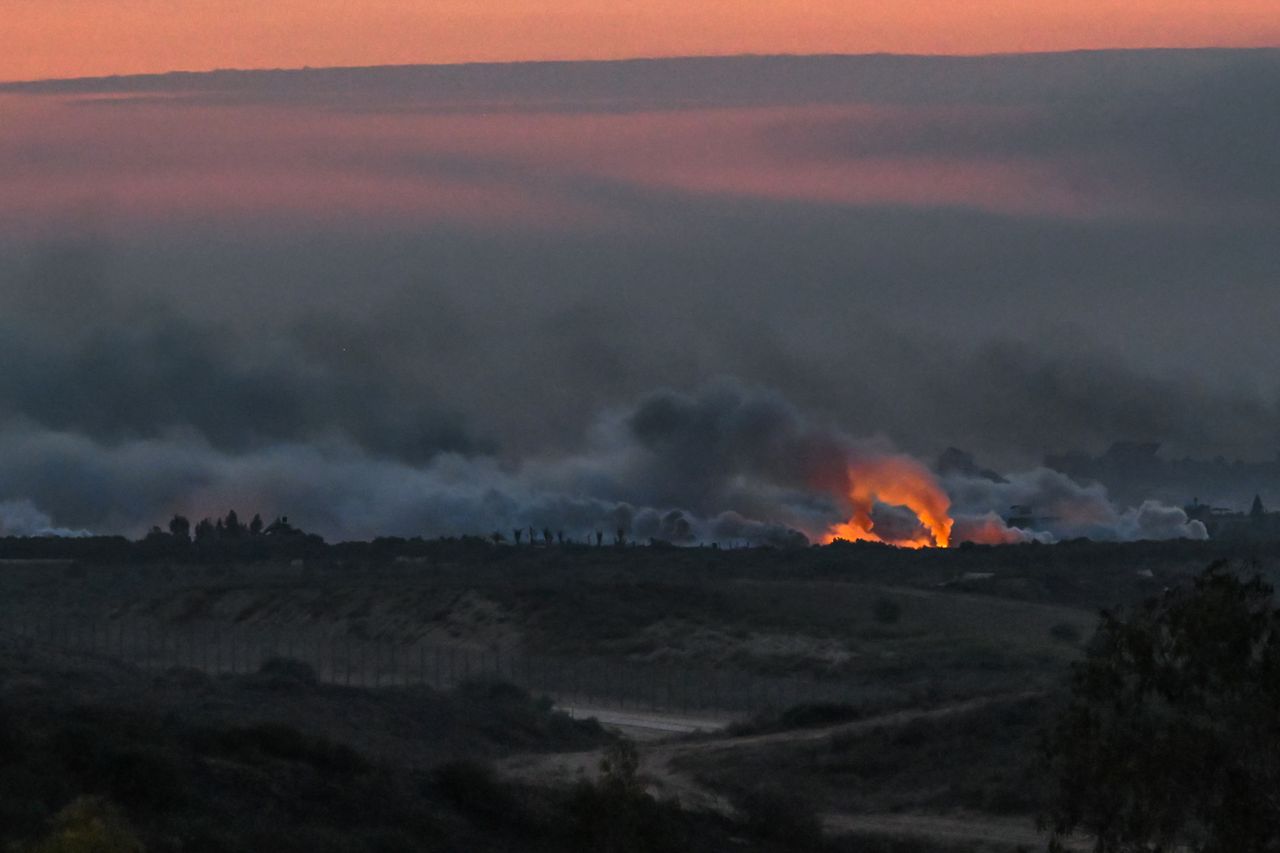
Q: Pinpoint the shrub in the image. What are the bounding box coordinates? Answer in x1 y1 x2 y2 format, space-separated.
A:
198 723 369 775
433 760 518 820
564 739 696 852
599 740 642 797
731 785 824 848
254 657 319 687
872 598 902 625
433 760 565 841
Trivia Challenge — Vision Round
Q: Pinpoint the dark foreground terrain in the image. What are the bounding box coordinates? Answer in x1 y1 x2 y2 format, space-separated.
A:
2 536 1278 850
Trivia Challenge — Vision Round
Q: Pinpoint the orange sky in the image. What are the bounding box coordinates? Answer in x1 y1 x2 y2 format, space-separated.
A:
5 0 1278 82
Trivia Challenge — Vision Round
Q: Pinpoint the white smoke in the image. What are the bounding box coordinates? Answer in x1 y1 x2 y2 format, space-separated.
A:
943 467 1208 543
0 499 90 538
0 383 1217 547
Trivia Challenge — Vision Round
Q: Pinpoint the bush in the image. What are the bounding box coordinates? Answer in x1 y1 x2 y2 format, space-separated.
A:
565 739 695 853
253 657 319 687
433 760 522 823
872 598 902 625
731 785 824 848
197 723 369 775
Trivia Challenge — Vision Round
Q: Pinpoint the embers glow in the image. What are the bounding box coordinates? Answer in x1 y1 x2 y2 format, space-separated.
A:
824 456 954 549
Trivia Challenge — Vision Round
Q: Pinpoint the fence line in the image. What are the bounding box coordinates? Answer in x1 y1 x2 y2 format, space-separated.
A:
6 614 886 717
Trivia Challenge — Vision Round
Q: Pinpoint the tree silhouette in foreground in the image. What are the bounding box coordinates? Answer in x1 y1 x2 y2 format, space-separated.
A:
1043 563 1280 852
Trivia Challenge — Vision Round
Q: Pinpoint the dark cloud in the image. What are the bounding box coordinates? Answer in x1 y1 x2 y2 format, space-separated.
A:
0 242 486 461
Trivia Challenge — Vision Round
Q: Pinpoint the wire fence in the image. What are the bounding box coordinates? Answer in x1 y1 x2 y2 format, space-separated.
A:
7 613 888 717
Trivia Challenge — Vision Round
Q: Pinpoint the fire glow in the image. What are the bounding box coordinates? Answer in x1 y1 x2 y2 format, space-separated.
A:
824 456 954 549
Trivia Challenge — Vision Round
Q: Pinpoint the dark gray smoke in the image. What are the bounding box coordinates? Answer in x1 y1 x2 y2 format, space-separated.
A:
1 50 1277 538
0 382 843 541
944 467 1207 543
0 380 1209 545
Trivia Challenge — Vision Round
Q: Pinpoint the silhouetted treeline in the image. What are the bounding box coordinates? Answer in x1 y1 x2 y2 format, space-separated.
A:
0 510 326 564
0 506 743 567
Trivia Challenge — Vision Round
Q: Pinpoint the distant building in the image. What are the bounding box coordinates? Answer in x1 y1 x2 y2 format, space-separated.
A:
1045 441 1280 511
1185 496 1280 541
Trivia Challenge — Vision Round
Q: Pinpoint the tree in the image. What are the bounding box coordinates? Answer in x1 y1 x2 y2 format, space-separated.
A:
223 510 243 538
168 514 191 542
249 513 264 536
1042 562 1280 852
513 528 523 545
194 518 214 544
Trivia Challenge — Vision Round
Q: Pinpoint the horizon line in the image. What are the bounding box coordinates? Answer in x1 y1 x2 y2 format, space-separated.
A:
4 44 1278 88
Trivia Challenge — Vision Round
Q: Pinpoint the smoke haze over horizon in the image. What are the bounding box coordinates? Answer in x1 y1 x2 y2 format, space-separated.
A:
1 51 1277 541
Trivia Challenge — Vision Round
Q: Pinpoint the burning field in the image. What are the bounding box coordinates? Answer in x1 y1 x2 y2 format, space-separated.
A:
820 448 1207 550
824 455 954 548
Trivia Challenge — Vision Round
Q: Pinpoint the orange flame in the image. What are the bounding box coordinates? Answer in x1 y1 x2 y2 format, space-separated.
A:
824 456 954 549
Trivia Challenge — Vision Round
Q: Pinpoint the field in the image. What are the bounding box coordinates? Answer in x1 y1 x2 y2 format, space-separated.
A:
2 537 1278 850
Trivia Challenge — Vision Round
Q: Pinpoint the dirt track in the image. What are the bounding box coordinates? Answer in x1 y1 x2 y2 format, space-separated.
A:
503 691 1092 851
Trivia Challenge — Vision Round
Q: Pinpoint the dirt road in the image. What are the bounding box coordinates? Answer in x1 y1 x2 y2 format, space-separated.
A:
503 691 1090 851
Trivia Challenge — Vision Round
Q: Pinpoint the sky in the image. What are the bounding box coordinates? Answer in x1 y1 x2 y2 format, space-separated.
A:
0 13 1277 542
4 0 1279 82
